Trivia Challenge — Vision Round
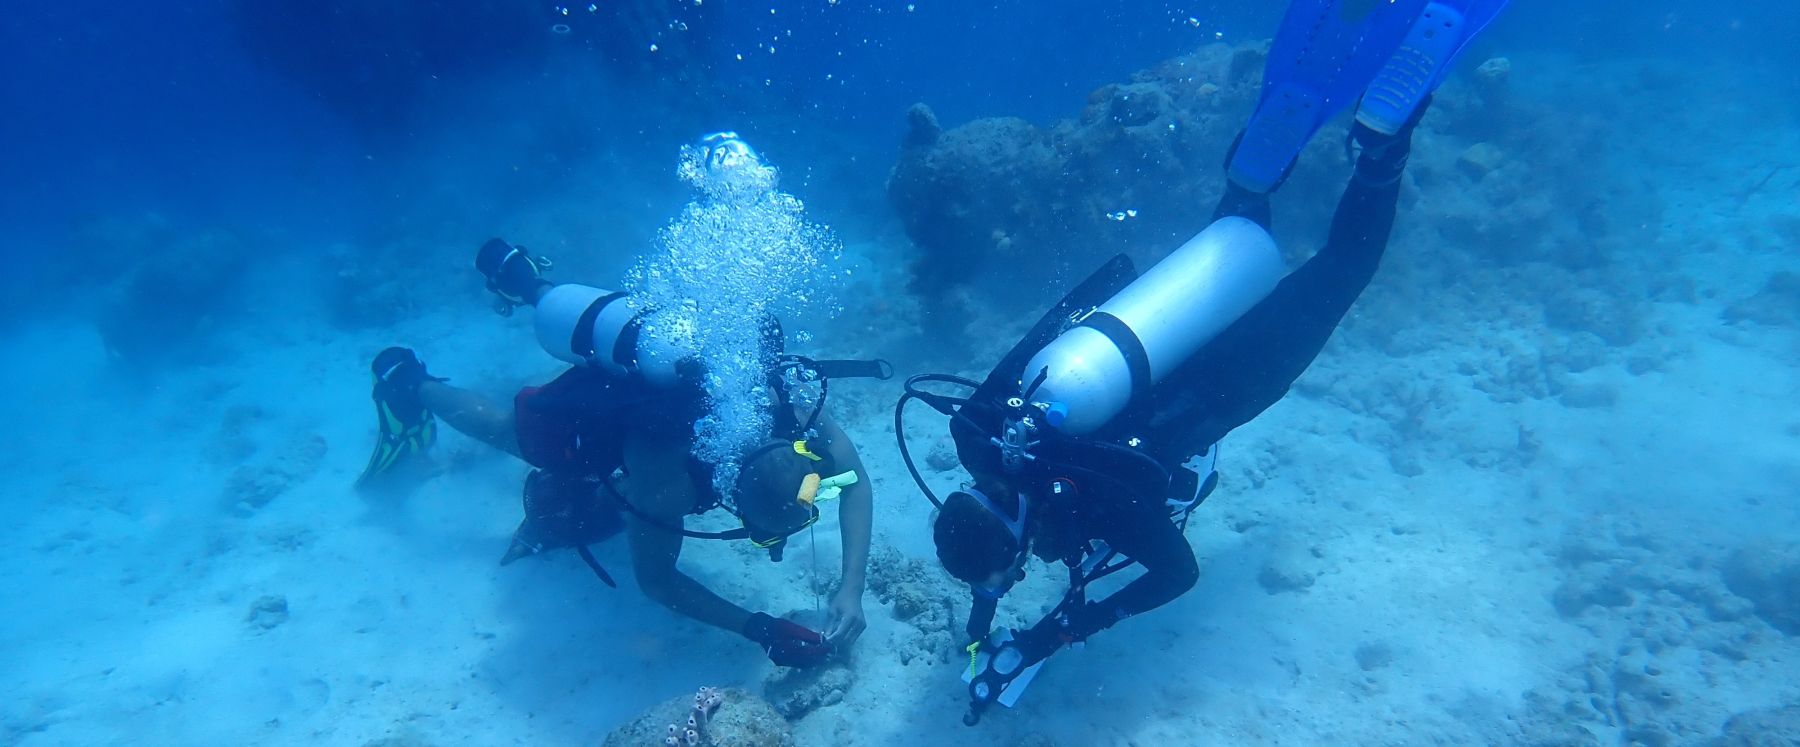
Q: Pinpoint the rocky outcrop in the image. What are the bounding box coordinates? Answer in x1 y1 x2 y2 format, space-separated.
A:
603 687 791 747
888 43 1266 321
1721 542 1800 635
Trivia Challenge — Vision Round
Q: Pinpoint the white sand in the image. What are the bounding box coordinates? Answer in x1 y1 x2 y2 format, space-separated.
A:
4 54 1799 747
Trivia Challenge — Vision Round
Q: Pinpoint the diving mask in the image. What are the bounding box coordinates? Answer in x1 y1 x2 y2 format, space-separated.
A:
752 468 855 549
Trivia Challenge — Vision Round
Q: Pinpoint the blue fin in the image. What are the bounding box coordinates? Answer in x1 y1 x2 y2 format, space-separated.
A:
1356 0 1512 135
1228 0 1430 193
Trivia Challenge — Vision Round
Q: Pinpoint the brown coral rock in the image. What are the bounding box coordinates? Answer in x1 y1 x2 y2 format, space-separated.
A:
603 688 791 747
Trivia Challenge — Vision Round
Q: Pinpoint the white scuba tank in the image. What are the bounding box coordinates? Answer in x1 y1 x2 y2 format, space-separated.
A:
1021 217 1285 434
532 283 685 386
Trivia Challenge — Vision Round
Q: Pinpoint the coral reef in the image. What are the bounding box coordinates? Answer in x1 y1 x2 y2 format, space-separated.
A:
220 434 328 514
1702 705 1800 746
923 438 963 474
865 546 958 665
888 43 1263 327
884 44 1671 409
1530 518 1799 745
49 212 470 364
762 665 852 721
604 687 790 747
318 241 460 331
211 404 268 465
1721 542 1800 635
245 595 289 631
1722 271 1800 327
69 215 258 366
1257 540 1324 595
662 687 724 747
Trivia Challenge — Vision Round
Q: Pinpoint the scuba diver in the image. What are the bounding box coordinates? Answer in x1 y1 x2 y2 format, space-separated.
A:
894 0 1508 724
357 135 886 669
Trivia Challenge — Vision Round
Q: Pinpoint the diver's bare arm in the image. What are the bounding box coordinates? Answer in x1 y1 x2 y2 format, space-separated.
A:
815 411 871 596
418 380 521 457
625 518 753 633
621 434 753 633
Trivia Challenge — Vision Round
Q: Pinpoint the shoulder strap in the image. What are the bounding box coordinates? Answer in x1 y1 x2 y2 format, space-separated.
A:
603 475 752 541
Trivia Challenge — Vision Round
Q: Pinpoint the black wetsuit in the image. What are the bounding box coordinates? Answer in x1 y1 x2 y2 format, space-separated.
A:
1015 163 1406 643
1130 174 1402 454
505 366 708 557
507 356 830 556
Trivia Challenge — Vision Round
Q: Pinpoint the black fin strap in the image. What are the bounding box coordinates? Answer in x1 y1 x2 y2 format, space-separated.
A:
574 545 618 588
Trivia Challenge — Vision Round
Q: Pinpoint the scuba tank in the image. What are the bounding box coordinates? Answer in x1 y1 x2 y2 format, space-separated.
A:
532 283 687 387
496 132 782 388
1020 217 1284 434
474 239 689 386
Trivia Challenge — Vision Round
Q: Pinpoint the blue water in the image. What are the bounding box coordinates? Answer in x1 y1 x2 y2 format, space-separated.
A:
3 2 1782 255
3 1 1799 745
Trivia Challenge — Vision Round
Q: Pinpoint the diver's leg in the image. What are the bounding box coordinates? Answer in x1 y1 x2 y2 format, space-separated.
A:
419 379 522 458
1244 100 1424 351
1175 109 1423 441
1225 0 1429 194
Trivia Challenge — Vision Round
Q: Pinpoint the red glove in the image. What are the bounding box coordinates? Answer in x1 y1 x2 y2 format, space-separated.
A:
742 612 833 668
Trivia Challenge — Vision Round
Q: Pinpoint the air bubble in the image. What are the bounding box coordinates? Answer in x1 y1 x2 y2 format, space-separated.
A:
628 136 844 496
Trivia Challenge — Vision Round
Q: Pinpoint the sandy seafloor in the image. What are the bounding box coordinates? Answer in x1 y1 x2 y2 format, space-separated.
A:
3 48 1799 747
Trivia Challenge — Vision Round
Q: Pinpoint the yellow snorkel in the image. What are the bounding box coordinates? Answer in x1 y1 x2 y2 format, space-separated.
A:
797 469 858 506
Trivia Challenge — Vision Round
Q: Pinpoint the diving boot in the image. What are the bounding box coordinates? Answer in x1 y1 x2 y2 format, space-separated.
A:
475 238 554 314
1348 95 1432 188
355 346 445 489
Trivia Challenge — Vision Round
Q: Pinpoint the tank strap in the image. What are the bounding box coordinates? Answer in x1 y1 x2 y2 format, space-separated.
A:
612 313 645 369
1079 312 1152 402
572 291 628 362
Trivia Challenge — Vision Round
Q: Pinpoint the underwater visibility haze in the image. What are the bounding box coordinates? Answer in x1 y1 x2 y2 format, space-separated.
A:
3 1 1799 745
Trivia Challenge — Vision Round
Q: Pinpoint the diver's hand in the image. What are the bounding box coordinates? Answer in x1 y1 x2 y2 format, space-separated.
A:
824 589 867 647
743 612 833 668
